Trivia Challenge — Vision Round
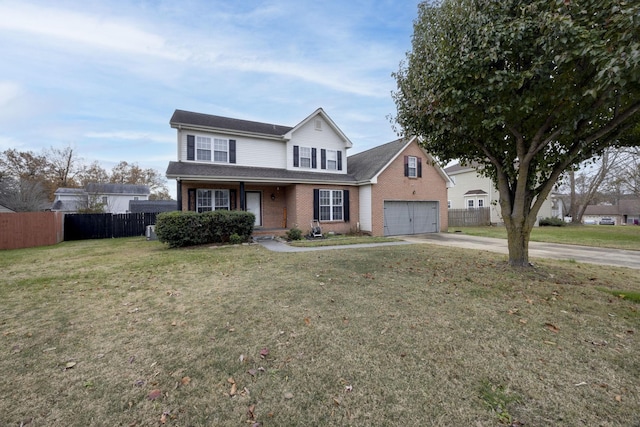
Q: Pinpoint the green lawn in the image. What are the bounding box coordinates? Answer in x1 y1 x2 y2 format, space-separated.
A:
1 238 639 426
449 224 640 251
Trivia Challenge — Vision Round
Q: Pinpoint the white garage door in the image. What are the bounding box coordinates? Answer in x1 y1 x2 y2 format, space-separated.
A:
384 201 439 236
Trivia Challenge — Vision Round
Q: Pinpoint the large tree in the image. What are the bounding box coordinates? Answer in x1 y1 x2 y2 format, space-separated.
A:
393 0 640 266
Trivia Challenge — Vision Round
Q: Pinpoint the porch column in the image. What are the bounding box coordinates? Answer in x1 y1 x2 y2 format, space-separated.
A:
176 180 182 211
239 182 245 210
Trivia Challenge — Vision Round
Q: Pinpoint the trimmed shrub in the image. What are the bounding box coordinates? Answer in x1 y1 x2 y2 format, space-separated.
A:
286 226 303 241
156 210 255 248
539 217 566 227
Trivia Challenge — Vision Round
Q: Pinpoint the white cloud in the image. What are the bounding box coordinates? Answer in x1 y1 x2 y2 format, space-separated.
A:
0 2 186 61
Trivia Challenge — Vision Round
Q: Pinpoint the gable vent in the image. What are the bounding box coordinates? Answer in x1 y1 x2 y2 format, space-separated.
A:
315 119 322 131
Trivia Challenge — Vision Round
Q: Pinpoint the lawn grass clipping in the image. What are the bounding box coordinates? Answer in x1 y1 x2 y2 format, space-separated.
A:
1 238 638 426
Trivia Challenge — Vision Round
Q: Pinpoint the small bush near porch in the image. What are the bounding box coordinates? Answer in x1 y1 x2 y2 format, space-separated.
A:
1 238 638 426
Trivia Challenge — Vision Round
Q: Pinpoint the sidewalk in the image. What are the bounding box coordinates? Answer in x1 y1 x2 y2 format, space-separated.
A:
256 234 640 270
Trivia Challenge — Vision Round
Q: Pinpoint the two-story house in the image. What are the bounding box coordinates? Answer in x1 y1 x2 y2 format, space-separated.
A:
166 108 453 236
444 162 563 225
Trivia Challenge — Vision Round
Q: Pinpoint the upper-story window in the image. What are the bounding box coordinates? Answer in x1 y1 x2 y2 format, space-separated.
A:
404 155 422 178
299 147 312 168
326 150 337 170
196 136 212 161
293 145 316 169
187 135 236 164
408 156 417 178
214 138 228 162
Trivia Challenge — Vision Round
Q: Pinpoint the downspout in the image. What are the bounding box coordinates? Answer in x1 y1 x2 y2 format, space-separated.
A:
239 182 245 210
176 180 182 211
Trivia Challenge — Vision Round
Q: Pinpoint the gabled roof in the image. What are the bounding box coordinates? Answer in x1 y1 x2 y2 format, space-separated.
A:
348 136 454 186
85 183 150 195
54 187 86 195
348 138 409 181
171 109 293 137
284 108 353 148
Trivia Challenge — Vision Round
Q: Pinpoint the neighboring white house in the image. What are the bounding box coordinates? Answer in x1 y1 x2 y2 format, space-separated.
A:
444 162 563 225
51 183 150 214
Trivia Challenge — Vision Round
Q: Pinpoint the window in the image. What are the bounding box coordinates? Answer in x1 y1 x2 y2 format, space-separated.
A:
468 199 475 209
478 199 484 208
319 190 343 221
299 146 312 168
196 136 212 161
407 156 417 178
214 138 228 162
326 150 337 170
196 189 229 212
102 196 108 205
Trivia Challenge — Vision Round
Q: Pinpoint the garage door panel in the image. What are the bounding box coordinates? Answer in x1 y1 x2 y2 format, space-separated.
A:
384 201 438 236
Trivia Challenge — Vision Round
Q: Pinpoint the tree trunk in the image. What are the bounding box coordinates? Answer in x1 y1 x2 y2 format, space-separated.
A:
504 220 533 267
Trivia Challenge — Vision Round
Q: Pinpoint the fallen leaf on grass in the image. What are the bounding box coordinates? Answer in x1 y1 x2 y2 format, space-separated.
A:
147 389 162 400
181 376 191 386
304 317 311 326
64 361 76 370
284 392 294 400
545 323 560 333
615 395 622 402
259 348 269 359
247 404 256 420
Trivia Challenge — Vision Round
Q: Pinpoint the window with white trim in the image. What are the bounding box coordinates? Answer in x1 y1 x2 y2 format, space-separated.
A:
299 146 312 168
468 199 475 209
326 150 337 170
319 189 343 221
196 189 229 212
196 136 212 161
478 199 484 208
214 138 228 162
408 156 417 177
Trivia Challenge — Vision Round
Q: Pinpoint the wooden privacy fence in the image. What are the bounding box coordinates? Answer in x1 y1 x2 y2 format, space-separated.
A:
64 213 158 241
448 207 490 227
0 211 64 250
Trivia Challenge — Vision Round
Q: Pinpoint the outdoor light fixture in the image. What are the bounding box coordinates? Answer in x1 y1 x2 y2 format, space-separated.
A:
271 193 275 200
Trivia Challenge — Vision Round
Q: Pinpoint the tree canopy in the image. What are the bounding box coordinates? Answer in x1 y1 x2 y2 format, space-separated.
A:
393 0 640 266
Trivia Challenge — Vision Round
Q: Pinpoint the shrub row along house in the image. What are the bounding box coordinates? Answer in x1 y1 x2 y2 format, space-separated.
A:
165 108 453 236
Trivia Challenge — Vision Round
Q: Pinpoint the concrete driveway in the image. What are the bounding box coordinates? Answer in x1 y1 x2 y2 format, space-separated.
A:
401 233 640 270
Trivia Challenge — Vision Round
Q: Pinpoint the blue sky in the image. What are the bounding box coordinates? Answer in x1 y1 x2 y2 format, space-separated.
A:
0 0 420 195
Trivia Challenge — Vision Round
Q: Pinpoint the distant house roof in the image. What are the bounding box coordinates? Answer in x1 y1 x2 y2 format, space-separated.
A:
170 109 294 137
129 200 178 213
444 161 484 175
584 199 640 216
464 189 488 195
85 183 150 195
0 203 15 213
54 187 87 195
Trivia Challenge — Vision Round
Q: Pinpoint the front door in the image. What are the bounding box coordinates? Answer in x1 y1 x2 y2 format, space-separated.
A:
245 191 262 226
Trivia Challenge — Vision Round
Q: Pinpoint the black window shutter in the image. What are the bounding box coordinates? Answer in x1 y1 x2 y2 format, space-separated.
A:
229 140 236 164
321 149 327 170
187 135 195 161
188 188 196 211
337 151 343 171
313 189 320 220
312 148 317 169
404 155 409 177
417 157 422 177
293 145 299 167
343 190 350 222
